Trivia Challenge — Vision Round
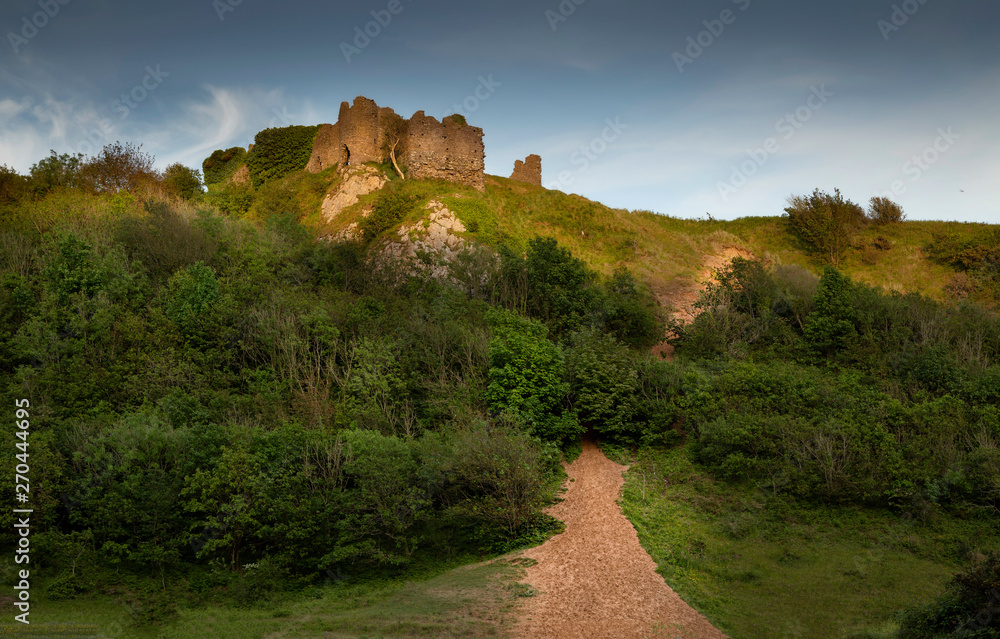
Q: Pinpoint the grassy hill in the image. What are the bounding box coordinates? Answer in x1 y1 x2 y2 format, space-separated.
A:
3 147 999 638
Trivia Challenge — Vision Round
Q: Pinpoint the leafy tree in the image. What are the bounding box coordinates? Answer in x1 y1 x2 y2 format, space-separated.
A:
162 163 203 200
867 196 905 225
804 266 857 356
0 164 27 203
334 429 429 565
525 236 598 337
380 113 409 180
565 328 639 440
28 150 85 195
602 266 664 349
79 141 158 194
784 188 865 265
485 308 580 445
448 422 551 543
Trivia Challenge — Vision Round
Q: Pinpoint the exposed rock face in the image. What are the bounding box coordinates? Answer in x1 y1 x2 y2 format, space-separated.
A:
305 96 486 192
382 200 472 279
321 165 388 223
510 154 542 186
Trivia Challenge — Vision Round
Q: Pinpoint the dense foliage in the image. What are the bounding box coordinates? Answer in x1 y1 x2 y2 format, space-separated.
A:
0 180 662 612
202 147 248 186
245 126 320 188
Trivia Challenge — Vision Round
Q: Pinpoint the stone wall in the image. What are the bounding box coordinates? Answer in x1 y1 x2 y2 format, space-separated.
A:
405 113 485 192
305 123 341 172
305 96 485 192
510 154 542 186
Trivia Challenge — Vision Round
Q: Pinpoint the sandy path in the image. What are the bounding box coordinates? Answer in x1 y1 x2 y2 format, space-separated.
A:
652 246 754 360
511 439 726 639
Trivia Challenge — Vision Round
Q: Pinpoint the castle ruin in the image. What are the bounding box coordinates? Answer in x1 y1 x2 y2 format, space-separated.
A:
509 154 542 186
306 96 486 192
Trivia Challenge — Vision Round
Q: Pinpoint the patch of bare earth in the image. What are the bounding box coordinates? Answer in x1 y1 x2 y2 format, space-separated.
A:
652 247 754 360
510 439 727 639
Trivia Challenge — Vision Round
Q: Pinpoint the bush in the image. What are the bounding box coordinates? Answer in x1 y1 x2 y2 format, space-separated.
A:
79 141 159 194
162 163 203 200
898 552 1000 638
784 188 866 265
485 308 581 445
358 188 418 243
447 422 551 544
868 196 905 225
202 147 248 185
246 125 319 188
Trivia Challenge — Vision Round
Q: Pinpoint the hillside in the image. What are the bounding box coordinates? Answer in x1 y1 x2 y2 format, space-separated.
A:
3 141 1000 638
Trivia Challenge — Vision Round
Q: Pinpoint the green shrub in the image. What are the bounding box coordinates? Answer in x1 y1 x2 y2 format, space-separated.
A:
447 421 551 545
565 328 640 440
868 196 905 225
358 188 419 243
202 147 247 185
784 188 866 265
162 163 203 200
246 125 319 188
485 308 580 445
898 553 1000 638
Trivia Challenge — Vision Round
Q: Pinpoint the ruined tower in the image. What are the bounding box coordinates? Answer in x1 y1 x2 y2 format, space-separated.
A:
510 154 542 186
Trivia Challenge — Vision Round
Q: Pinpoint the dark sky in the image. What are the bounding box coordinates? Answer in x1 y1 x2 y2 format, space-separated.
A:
1 0 997 220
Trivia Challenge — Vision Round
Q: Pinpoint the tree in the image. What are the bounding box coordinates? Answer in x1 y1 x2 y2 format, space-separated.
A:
28 150 85 195
485 308 581 445
804 266 857 356
784 188 865 265
0 164 28 203
867 196 905 225
162 163 203 200
79 141 158 194
380 114 409 180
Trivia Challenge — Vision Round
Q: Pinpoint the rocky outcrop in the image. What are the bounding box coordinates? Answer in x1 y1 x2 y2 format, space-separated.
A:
321 165 388 223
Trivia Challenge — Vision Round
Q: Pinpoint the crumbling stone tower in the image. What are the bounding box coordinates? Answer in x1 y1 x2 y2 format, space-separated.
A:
510 154 542 186
306 96 486 192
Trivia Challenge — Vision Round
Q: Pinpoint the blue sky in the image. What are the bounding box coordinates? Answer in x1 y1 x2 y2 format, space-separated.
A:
0 0 997 221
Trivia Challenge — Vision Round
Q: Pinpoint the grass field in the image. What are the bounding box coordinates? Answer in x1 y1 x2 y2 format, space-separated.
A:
4 557 532 639
613 444 1000 639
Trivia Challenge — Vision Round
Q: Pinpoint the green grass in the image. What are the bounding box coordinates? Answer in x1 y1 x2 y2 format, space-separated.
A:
300 169 997 310
11 557 531 639
616 445 1000 639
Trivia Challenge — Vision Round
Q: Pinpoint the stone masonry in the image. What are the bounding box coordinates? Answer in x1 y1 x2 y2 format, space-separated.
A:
510 154 542 186
306 96 486 192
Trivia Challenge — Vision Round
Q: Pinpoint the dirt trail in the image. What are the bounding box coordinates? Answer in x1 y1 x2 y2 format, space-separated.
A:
652 247 754 360
511 439 726 639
